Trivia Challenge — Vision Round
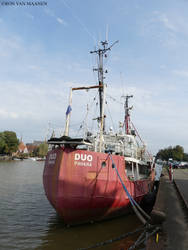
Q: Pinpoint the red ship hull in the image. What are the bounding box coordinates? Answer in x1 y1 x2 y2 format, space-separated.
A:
43 147 152 224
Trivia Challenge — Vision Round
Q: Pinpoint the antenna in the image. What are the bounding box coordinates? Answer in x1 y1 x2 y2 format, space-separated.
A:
108 40 119 50
90 40 119 88
105 24 109 42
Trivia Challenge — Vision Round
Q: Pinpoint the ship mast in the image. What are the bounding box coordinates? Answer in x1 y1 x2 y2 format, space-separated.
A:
64 40 118 144
90 40 118 133
122 95 133 135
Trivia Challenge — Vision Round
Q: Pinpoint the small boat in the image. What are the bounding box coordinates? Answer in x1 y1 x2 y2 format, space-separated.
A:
43 40 154 225
13 157 24 161
29 157 45 161
29 157 37 161
36 158 45 161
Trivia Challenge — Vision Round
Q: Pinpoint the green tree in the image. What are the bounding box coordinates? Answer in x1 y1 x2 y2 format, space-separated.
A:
172 145 184 161
156 145 186 161
38 143 48 157
183 153 188 161
3 131 19 155
156 146 173 161
32 146 39 157
0 132 6 154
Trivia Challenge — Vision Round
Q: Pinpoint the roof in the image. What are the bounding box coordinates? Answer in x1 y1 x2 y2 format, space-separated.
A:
18 142 27 153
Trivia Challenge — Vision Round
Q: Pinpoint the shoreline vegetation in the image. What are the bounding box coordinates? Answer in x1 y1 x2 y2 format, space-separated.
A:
1 130 188 163
0 130 48 162
0 155 13 161
0 155 46 161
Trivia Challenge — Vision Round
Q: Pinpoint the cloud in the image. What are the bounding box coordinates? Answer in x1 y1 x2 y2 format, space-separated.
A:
0 80 70 140
44 8 67 26
0 74 187 153
103 78 188 154
0 7 188 152
173 69 188 77
27 65 40 70
0 34 26 61
0 81 66 118
25 12 34 20
0 79 101 141
0 36 22 51
56 17 67 26
158 13 176 32
139 11 188 49
0 109 19 119
44 8 54 17
150 11 177 32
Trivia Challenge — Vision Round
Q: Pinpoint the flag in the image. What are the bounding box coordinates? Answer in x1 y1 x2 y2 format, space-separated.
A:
66 105 72 116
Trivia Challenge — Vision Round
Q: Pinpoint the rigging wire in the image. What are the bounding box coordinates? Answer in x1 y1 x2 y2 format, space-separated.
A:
120 72 127 121
120 71 126 97
106 93 123 105
131 121 153 161
75 92 99 136
90 95 99 133
105 100 115 131
61 0 97 44
91 53 98 84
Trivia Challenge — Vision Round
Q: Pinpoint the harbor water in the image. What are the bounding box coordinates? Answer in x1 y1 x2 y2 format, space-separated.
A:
0 160 142 250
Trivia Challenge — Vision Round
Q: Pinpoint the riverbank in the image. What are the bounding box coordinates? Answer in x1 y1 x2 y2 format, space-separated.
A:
0 155 45 161
0 155 27 161
0 155 13 161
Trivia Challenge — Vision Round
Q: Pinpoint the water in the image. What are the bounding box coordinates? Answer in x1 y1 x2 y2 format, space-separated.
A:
0 160 141 250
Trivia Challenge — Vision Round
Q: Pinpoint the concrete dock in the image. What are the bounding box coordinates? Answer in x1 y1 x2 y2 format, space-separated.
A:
147 168 188 250
173 169 188 209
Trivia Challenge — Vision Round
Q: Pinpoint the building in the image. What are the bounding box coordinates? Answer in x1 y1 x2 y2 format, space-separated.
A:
18 141 28 154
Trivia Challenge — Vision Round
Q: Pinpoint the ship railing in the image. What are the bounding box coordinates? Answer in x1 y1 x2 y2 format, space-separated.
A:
47 137 93 147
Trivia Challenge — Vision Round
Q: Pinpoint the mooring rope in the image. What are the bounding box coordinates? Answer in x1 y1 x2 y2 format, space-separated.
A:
108 153 161 249
108 153 151 225
77 153 160 250
128 225 160 250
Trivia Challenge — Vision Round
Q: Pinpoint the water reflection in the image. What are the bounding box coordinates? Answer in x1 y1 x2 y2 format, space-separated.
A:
0 160 142 250
39 213 142 250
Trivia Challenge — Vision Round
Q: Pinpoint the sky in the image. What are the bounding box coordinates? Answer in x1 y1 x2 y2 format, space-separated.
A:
0 0 188 154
